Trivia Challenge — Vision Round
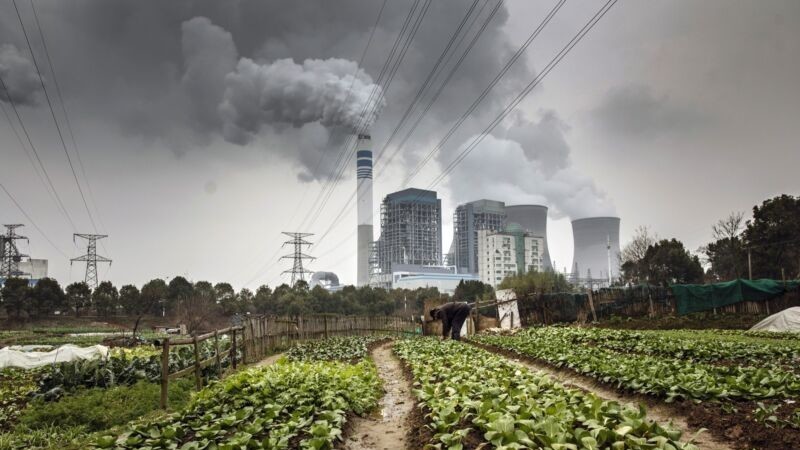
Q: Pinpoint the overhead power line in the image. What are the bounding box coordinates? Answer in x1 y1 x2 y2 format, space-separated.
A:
28 0 108 237
429 0 618 190
404 0 568 185
0 183 69 258
0 76 78 232
12 0 101 237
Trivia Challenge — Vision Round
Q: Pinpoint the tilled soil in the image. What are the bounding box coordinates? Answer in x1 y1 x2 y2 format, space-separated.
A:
343 342 414 450
470 341 735 450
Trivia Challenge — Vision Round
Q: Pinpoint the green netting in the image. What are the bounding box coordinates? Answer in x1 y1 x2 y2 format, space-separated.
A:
672 279 800 315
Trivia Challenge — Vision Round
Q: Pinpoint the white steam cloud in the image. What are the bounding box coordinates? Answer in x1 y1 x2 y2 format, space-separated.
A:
0 44 41 106
444 111 615 220
219 57 384 145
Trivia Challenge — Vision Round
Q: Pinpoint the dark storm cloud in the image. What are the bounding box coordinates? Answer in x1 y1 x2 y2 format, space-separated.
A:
0 44 41 106
0 0 532 183
591 83 707 139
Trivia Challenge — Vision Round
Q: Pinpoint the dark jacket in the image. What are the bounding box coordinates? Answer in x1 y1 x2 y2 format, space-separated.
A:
431 302 471 339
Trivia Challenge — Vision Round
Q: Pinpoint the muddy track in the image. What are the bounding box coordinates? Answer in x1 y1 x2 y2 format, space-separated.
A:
254 352 283 367
344 341 414 450
470 341 734 450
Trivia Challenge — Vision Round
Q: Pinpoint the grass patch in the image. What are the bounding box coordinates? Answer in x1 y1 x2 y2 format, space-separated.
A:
0 379 193 450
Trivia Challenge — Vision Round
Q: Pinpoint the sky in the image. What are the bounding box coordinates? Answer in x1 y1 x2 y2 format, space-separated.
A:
1 0 798 289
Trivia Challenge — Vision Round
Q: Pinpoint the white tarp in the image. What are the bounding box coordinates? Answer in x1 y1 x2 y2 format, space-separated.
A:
0 344 109 369
750 307 800 332
496 289 521 329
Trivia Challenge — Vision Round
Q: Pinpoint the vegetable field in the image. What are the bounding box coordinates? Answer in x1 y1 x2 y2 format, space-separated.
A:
3 327 799 449
471 327 800 449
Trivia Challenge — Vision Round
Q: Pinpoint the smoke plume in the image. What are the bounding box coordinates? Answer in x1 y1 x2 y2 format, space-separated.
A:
0 44 41 106
443 111 616 220
219 57 384 145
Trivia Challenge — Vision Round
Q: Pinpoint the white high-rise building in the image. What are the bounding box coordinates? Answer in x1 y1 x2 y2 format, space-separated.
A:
477 225 544 288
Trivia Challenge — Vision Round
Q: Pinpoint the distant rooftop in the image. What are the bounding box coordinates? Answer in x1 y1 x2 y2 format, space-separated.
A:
385 188 438 205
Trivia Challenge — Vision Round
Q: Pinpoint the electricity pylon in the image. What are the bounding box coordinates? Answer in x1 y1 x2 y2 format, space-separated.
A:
280 232 315 286
71 234 111 289
1 224 29 278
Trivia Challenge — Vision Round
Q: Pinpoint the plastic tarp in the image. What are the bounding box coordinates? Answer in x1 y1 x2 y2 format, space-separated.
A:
672 279 799 315
0 344 109 369
750 307 800 332
496 289 521 329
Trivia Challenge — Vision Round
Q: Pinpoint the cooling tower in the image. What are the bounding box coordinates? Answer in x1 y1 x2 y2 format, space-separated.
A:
356 134 373 287
505 205 552 270
571 217 621 282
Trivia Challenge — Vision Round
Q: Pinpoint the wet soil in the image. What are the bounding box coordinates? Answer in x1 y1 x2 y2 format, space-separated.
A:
470 341 735 450
343 342 414 450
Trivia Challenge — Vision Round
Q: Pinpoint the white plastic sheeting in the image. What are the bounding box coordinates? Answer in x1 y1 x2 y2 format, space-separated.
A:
750 306 800 332
0 344 109 369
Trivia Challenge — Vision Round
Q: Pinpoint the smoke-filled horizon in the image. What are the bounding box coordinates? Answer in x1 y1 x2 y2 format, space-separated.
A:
1 0 798 289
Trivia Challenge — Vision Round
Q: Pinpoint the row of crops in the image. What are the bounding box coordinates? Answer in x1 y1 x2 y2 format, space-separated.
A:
471 327 800 402
93 336 386 449
395 338 698 450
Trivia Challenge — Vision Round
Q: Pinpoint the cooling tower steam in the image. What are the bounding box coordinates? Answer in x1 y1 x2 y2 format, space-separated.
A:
444 111 616 220
0 44 41 106
220 57 384 145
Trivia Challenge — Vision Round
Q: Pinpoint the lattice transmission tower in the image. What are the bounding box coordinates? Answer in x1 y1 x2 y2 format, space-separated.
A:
280 232 315 286
70 234 111 289
1 224 29 278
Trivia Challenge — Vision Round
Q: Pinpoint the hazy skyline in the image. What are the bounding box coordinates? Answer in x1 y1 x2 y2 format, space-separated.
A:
1 0 798 289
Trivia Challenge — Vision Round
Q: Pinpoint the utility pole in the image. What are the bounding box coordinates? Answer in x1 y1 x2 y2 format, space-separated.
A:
1 224 29 279
280 232 315 286
747 247 753 280
71 234 111 289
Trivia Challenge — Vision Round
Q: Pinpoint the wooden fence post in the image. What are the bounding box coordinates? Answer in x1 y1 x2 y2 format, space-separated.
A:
586 289 598 323
160 337 170 409
193 335 202 391
233 327 239 368
213 330 221 376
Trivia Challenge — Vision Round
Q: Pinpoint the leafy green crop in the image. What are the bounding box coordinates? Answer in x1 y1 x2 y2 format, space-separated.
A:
395 338 697 450
285 336 385 363
93 359 381 449
472 327 800 402
0 368 38 430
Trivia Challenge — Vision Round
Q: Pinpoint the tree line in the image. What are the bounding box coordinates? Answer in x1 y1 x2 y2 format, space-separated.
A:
620 194 800 285
0 275 458 327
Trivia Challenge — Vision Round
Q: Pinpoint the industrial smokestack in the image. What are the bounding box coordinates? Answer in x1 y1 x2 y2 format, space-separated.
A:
356 134 373 286
571 217 621 284
504 205 553 271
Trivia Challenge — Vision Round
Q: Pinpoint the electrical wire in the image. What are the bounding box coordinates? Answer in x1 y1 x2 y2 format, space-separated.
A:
12 0 101 238
28 0 109 239
0 75 78 232
0 183 69 258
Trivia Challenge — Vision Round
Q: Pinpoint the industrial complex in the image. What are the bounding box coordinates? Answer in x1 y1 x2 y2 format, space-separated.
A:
308 133 623 292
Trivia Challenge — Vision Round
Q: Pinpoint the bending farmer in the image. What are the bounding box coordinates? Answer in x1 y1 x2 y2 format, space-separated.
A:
430 302 472 341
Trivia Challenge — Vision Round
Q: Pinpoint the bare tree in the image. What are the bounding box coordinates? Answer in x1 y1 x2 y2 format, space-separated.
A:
712 211 745 241
620 226 657 283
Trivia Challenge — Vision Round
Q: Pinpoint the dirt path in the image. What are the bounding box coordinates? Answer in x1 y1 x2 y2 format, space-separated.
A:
477 344 733 450
254 352 283 367
344 341 414 450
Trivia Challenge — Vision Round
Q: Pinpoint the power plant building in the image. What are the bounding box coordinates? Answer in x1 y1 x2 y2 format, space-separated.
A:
376 188 442 275
504 205 553 271
355 134 373 287
571 216 621 286
477 225 544 288
452 200 506 274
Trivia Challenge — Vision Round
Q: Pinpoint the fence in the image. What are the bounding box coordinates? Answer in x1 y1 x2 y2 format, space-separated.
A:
159 326 242 408
514 283 800 326
240 314 417 363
